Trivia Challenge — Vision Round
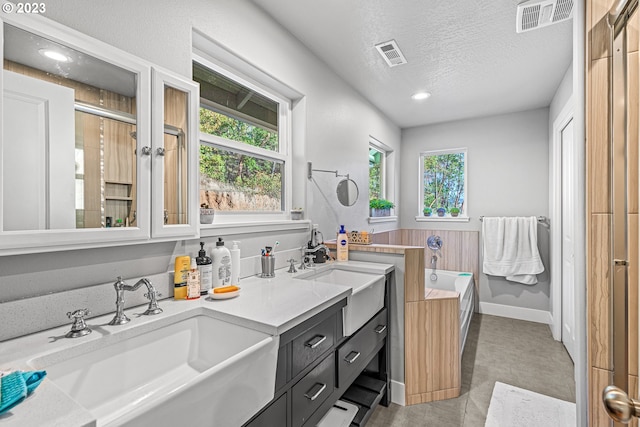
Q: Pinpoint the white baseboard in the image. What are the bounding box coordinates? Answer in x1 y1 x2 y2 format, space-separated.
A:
390 380 405 406
479 302 552 324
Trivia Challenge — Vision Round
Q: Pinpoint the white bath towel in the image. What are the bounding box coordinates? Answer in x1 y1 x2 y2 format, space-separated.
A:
482 216 544 285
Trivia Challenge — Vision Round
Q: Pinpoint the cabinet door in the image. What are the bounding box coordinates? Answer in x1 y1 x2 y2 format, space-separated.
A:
151 69 199 238
0 15 151 254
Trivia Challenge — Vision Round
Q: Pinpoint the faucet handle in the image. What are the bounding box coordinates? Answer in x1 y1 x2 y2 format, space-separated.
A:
287 258 298 273
144 291 162 300
67 308 91 319
66 308 92 338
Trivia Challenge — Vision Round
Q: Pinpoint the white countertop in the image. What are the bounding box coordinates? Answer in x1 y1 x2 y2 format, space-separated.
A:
0 260 393 427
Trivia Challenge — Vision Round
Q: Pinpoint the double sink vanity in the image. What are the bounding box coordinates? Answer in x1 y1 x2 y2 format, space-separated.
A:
0 261 393 427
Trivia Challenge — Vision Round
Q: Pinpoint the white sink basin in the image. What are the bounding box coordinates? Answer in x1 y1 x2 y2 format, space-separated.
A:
29 311 278 427
298 267 385 336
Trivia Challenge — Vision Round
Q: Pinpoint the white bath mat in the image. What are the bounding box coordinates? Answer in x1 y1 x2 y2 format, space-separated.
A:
484 382 576 427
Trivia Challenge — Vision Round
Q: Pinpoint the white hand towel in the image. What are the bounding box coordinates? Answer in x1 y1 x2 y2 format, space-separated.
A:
482 216 544 285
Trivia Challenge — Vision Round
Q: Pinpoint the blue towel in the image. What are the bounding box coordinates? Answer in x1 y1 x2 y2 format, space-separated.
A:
0 370 46 415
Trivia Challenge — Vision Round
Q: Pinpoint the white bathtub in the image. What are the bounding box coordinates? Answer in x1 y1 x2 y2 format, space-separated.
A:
425 270 475 355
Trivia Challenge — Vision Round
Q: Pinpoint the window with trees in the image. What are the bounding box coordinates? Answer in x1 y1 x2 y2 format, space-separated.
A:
419 148 467 219
369 144 385 200
192 59 290 215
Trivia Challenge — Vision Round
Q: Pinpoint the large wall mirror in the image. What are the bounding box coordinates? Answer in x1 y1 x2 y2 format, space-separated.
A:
2 23 139 231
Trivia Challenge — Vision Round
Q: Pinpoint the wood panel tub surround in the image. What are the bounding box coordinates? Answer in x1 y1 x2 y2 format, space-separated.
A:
373 229 479 289
333 236 473 405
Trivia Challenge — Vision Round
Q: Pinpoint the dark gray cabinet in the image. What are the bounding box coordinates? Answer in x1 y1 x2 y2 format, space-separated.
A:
244 272 391 427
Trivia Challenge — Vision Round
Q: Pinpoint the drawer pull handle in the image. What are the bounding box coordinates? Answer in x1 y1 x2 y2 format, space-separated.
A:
305 335 327 349
304 382 327 401
344 351 361 364
374 325 387 334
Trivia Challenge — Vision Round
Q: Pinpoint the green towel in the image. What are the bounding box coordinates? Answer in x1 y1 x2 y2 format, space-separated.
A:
0 370 46 415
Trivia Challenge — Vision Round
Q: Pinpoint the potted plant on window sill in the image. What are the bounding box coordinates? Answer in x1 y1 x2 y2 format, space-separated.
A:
423 207 432 217
370 198 395 217
436 207 447 217
449 207 460 217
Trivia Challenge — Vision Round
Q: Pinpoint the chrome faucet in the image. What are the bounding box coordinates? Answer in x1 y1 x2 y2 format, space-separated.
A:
303 243 329 267
429 254 439 281
108 276 163 325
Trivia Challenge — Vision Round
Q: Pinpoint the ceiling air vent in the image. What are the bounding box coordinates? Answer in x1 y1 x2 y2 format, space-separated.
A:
375 40 407 67
516 0 574 33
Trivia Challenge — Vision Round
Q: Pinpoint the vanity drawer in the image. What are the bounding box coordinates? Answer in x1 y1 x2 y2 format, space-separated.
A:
291 313 336 378
291 353 335 427
337 308 387 388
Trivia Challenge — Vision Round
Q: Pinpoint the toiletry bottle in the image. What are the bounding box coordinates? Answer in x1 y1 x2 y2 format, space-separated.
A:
211 237 231 287
337 225 349 262
186 259 201 299
230 241 241 286
196 242 213 295
173 255 190 300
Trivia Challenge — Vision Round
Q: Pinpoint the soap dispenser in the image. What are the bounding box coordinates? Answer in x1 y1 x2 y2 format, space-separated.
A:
196 242 213 295
211 237 231 288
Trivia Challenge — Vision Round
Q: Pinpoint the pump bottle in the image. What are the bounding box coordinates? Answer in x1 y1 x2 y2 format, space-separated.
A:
211 237 231 287
337 225 349 262
196 242 213 295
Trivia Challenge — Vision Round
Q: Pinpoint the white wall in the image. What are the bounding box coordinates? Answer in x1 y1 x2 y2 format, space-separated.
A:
400 108 551 313
0 0 400 338
43 0 402 239
550 64 573 121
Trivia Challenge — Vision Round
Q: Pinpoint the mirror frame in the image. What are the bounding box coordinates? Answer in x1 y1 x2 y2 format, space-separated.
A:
0 13 152 254
336 178 359 207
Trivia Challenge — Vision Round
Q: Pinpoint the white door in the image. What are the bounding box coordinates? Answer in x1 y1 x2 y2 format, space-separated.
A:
2 71 76 231
561 117 577 361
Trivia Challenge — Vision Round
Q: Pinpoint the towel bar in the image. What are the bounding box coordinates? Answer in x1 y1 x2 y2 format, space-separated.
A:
479 216 547 222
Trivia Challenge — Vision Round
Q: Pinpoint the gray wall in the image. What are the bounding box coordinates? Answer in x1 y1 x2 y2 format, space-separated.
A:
0 0 400 336
399 108 551 312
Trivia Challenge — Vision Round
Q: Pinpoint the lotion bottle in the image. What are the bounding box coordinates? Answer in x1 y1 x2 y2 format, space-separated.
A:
187 259 201 299
337 225 349 262
230 241 241 286
196 242 213 295
211 237 231 287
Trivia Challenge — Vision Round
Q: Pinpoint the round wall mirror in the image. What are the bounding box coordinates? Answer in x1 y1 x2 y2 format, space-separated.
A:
336 178 359 206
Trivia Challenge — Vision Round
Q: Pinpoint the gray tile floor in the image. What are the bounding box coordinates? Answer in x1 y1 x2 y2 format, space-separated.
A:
368 314 576 426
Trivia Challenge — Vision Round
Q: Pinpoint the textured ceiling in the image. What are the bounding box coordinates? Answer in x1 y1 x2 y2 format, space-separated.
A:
251 0 573 128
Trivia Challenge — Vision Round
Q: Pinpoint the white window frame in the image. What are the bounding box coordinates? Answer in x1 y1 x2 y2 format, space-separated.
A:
416 147 469 222
368 137 397 223
193 53 292 225
369 140 387 201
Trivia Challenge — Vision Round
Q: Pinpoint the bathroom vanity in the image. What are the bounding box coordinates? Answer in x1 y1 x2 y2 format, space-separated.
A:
0 261 393 427
244 268 392 427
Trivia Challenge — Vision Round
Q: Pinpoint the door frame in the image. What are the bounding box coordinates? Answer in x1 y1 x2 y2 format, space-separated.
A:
550 96 576 343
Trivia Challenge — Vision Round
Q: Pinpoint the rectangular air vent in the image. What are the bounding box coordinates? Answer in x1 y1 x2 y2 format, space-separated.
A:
516 0 574 33
375 40 407 67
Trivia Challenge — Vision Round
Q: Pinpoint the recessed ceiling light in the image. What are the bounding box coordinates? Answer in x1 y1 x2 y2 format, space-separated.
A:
411 91 431 101
39 49 71 62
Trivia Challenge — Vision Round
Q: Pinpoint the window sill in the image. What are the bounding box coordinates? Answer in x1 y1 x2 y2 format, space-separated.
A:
200 219 311 237
414 216 470 223
368 216 398 224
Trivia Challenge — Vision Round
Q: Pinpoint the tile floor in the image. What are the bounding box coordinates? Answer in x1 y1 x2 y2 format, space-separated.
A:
368 314 576 426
